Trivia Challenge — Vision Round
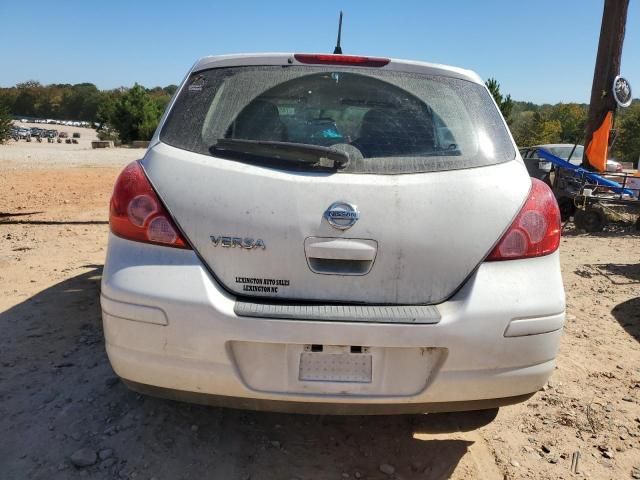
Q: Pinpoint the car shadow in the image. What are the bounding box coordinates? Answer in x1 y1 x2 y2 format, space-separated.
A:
575 263 640 285
612 297 640 343
561 223 640 237
0 268 499 480
0 219 108 225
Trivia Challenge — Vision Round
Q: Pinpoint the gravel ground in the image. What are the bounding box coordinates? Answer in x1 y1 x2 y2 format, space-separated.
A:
0 144 639 480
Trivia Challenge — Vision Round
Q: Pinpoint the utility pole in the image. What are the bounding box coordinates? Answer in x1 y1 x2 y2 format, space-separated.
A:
583 0 629 169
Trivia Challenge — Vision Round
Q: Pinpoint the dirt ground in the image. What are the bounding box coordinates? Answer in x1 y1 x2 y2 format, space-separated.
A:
1 141 639 480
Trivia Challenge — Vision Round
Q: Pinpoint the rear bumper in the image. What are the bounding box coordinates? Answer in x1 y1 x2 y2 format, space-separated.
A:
123 379 535 415
102 234 565 413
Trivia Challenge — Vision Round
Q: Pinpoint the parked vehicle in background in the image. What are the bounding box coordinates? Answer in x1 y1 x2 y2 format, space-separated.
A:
72 132 81 139
58 131 68 138
16 127 31 139
605 158 623 173
30 127 43 138
102 53 565 414
519 144 584 183
522 144 623 174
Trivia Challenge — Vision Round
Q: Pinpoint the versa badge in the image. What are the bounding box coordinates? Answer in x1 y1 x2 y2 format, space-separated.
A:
210 236 266 250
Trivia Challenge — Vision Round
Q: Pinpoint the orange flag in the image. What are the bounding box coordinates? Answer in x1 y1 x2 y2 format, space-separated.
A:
585 111 613 172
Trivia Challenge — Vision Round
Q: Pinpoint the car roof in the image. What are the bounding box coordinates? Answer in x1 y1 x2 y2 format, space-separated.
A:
192 53 484 85
534 144 584 148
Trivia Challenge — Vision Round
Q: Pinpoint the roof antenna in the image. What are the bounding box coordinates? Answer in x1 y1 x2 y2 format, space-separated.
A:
333 11 343 54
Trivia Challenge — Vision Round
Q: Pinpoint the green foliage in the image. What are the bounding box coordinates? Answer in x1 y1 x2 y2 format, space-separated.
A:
110 84 163 143
548 103 587 143
0 104 12 143
485 78 513 122
60 83 102 121
508 100 589 148
163 85 178 96
0 82 173 128
510 111 562 147
613 103 640 166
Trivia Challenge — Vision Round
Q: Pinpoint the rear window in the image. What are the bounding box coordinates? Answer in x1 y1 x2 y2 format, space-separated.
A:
547 145 584 164
160 65 515 174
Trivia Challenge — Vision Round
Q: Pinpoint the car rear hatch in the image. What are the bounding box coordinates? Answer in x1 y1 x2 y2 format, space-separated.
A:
142 54 529 305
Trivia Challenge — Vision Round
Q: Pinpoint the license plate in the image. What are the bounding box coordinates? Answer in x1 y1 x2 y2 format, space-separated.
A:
299 352 372 383
538 161 552 172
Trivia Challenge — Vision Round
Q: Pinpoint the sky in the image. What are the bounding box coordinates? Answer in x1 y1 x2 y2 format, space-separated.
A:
0 0 638 104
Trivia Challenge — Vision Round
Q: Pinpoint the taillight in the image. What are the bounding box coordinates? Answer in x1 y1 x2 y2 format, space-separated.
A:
294 53 390 67
486 179 560 261
109 161 190 249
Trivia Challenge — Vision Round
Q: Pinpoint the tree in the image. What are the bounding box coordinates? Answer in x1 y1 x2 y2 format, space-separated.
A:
0 104 13 143
163 85 178 96
548 103 587 143
511 112 562 147
60 83 102 121
485 78 514 123
110 84 163 143
95 89 120 129
614 103 640 166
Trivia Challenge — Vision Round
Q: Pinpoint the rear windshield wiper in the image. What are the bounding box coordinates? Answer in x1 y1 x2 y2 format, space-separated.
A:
211 139 350 169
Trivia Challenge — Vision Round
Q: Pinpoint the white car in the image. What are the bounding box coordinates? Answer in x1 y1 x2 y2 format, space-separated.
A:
101 53 565 414
535 144 623 173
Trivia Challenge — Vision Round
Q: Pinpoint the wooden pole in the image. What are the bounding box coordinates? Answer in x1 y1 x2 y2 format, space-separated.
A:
583 0 629 168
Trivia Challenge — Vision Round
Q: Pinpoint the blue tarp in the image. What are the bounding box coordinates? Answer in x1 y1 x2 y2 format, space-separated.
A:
536 148 634 196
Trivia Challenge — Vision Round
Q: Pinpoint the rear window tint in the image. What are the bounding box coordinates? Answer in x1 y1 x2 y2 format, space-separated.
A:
160 66 515 174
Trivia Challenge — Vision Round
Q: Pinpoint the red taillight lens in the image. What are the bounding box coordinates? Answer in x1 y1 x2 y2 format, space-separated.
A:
486 179 560 261
294 54 390 67
109 161 190 249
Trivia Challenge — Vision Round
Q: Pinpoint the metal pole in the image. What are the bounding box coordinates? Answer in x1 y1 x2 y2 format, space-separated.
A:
583 0 629 169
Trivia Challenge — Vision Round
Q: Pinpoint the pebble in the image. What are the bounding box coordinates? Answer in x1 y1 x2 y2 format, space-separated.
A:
191 424 199 432
599 446 614 459
631 466 640 479
510 459 521 467
70 448 97 468
270 440 281 449
354 473 362 479
379 463 395 475
100 458 117 469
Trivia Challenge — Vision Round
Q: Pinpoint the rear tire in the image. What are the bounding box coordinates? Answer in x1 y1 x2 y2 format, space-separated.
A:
574 208 605 233
557 197 575 221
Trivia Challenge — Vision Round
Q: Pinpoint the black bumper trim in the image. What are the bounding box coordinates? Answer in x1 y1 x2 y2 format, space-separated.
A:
233 301 440 324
